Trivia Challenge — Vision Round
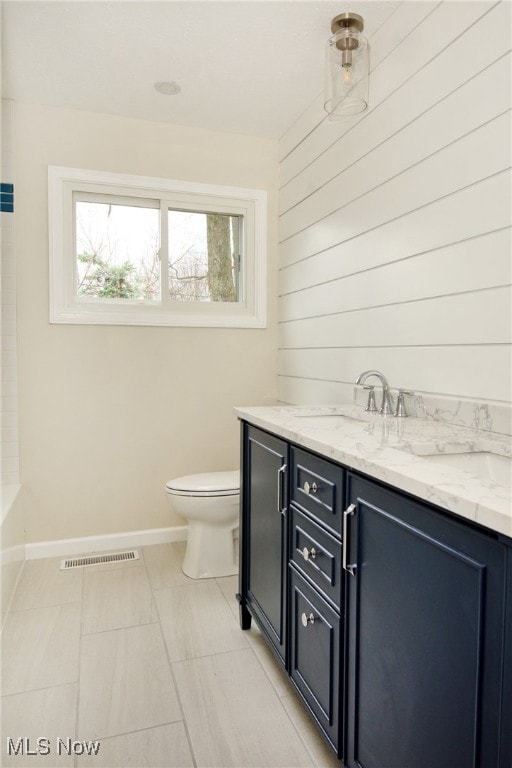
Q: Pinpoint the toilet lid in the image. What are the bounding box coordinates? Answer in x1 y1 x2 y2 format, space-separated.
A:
166 470 239 496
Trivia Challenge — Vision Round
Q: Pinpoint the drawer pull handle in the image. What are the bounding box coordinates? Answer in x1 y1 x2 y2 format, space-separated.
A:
302 546 317 562
301 612 315 627
303 481 318 495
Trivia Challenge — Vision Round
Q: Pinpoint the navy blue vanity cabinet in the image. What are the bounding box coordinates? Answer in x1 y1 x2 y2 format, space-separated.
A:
238 424 289 665
288 446 345 754
343 472 511 768
239 421 511 767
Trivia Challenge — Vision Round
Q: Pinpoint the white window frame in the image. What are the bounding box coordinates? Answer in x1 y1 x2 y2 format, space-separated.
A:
48 166 267 328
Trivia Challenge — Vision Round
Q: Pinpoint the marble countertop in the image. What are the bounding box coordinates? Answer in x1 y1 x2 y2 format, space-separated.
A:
234 405 512 539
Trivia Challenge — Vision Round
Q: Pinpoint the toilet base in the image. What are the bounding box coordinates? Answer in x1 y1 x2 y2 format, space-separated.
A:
182 520 238 579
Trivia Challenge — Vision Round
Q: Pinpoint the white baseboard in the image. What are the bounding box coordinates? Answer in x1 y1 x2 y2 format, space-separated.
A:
24 525 188 560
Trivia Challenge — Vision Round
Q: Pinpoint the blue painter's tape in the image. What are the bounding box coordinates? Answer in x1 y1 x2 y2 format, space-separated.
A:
0 192 14 203
0 201 14 212
0 183 14 194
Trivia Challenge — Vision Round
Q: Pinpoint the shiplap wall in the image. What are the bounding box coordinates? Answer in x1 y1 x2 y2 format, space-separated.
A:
278 1 511 406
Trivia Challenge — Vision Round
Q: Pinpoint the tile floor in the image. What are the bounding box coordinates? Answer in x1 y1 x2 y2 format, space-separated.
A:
1 543 340 768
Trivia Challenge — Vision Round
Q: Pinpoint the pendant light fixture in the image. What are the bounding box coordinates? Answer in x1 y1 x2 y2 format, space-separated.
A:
324 12 369 119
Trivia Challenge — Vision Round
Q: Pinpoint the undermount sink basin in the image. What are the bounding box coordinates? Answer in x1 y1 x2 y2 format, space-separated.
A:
420 452 512 486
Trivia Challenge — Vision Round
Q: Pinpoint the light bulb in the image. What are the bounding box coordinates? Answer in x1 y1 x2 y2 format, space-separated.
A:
343 67 352 84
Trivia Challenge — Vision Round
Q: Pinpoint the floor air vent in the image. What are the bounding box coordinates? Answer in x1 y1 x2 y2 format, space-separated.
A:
60 550 139 570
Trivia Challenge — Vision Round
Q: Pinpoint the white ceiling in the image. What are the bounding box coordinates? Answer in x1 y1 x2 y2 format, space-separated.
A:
1 0 398 139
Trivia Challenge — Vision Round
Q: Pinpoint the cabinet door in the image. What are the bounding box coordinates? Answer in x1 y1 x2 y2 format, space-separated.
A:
241 425 288 664
289 566 341 752
344 473 508 768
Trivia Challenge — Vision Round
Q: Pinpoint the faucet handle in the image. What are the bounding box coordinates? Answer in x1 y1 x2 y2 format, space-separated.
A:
395 389 414 418
363 385 378 413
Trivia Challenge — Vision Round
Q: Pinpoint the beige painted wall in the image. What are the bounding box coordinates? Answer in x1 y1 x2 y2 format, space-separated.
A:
15 103 278 544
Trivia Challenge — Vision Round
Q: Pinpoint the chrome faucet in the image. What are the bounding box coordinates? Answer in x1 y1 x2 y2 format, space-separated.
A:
355 370 394 415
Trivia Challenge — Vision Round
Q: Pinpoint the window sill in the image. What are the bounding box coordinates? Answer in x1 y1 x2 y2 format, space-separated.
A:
50 303 266 329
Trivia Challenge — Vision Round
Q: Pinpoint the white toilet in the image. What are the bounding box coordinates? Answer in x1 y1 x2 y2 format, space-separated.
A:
165 470 239 579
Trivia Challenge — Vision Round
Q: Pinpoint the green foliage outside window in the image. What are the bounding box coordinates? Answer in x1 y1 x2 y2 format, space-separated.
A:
77 253 141 299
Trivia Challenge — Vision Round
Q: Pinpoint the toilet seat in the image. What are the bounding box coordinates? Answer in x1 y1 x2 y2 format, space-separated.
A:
166 470 239 497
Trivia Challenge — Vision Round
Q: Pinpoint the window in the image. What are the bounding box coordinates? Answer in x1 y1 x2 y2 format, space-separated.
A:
49 167 267 327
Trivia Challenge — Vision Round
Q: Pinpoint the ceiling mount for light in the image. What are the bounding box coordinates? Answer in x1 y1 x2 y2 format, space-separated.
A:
324 12 369 119
154 81 181 96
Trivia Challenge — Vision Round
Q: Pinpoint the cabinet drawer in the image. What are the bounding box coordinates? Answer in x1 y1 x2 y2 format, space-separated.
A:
291 447 344 537
290 506 342 611
289 566 340 752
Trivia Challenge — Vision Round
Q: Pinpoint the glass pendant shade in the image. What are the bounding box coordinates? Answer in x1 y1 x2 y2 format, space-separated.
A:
324 13 369 119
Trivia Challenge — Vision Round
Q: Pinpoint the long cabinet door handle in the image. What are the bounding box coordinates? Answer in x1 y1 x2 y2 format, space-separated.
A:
343 503 357 576
277 464 287 515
